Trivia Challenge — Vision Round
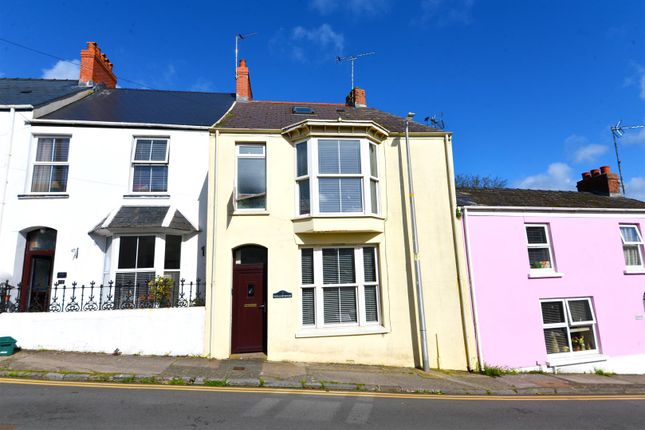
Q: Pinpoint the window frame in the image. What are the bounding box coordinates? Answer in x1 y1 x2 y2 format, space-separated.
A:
295 138 380 217
29 135 71 194
619 224 644 268
300 245 381 330
541 298 599 357
130 137 170 193
234 143 267 212
525 224 555 273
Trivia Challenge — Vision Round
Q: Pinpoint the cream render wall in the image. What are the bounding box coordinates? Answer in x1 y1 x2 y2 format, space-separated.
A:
204 128 476 370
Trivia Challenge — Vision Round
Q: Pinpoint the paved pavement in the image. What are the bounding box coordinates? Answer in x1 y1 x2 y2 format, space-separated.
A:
1 350 645 396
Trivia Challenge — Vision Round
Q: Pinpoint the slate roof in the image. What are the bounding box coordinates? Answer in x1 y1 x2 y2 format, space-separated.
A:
456 188 645 210
92 206 197 235
42 88 236 127
216 101 439 133
0 79 87 107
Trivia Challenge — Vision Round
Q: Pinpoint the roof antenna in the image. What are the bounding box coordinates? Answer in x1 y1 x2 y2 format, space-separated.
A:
235 32 257 78
424 113 445 130
336 51 375 90
611 120 645 195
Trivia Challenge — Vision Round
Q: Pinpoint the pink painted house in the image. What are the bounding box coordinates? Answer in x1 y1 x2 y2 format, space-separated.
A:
458 166 645 373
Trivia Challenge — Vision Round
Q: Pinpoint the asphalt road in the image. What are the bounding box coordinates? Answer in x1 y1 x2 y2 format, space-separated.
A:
0 380 644 429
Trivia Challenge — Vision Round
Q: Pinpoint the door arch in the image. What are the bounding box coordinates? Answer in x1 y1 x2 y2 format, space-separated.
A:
20 228 57 312
231 245 267 354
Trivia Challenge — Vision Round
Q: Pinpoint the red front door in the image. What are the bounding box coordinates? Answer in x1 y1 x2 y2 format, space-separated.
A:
231 263 266 354
21 228 57 312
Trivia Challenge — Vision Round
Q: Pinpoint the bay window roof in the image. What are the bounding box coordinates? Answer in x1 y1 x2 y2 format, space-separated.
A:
91 205 198 236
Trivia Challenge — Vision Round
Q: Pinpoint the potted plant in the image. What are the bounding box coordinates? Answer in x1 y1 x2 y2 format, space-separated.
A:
147 276 174 308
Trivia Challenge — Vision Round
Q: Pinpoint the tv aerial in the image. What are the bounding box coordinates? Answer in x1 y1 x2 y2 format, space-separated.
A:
235 32 257 78
611 120 645 195
336 51 375 90
424 113 445 130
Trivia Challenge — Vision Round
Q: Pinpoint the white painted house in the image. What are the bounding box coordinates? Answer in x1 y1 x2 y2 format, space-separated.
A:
0 43 234 355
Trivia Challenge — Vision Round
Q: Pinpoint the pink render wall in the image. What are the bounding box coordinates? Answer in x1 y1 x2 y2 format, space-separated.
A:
463 212 645 369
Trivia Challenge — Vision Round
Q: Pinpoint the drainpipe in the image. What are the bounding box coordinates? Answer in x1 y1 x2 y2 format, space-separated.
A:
404 113 430 372
462 207 484 370
443 133 474 372
0 107 17 238
206 129 220 357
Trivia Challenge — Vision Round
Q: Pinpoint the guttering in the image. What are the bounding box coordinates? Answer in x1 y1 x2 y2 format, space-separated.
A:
0 104 33 111
461 207 484 370
462 205 645 214
28 118 210 131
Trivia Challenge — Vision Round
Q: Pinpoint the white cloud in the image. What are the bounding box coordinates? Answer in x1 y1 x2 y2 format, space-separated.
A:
573 143 608 163
310 0 388 15
41 60 80 79
190 78 214 92
417 0 474 26
563 134 609 164
625 177 645 201
515 162 575 191
293 24 344 53
622 128 645 145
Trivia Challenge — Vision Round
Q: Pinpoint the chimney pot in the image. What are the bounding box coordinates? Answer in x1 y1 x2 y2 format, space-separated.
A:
345 87 366 108
236 58 253 102
577 165 621 196
79 41 117 88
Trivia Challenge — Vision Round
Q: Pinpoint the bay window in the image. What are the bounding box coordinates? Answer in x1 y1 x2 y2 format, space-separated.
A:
296 139 379 216
300 246 380 329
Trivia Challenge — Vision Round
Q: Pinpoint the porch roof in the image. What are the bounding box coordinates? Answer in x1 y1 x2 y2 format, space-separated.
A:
91 206 198 236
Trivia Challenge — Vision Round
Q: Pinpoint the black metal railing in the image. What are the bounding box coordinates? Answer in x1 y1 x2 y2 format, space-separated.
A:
0 279 204 314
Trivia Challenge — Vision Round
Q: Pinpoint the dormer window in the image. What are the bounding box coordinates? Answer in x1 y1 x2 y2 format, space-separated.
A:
296 139 379 216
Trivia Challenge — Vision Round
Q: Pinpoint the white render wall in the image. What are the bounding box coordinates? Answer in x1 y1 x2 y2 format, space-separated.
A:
0 307 205 356
0 123 209 287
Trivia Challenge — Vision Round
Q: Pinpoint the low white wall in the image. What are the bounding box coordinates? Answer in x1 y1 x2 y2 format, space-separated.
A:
0 307 205 356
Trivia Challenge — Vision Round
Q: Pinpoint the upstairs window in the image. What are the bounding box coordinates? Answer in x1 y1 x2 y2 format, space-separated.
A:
296 139 379 216
235 144 266 210
526 224 554 271
619 225 644 268
132 138 168 192
31 137 69 193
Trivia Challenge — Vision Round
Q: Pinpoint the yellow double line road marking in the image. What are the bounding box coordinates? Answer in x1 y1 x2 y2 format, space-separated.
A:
1 377 644 401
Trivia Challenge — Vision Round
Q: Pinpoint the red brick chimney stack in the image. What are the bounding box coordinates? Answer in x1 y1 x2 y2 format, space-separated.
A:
345 87 366 108
576 165 621 196
79 42 117 88
236 59 253 102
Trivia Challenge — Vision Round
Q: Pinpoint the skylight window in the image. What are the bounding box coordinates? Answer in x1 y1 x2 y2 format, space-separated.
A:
292 106 315 114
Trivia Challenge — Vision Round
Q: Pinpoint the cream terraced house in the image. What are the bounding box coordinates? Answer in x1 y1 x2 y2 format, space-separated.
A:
204 60 477 370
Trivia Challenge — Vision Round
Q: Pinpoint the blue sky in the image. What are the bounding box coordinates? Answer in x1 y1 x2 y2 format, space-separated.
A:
1 1 644 196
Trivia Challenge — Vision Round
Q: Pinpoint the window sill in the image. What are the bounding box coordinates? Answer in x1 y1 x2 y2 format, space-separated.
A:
624 267 645 275
295 325 388 339
17 193 69 199
292 215 385 234
528 270 564 279
232 210 270 216
546 353 606 367
123 193 170 199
